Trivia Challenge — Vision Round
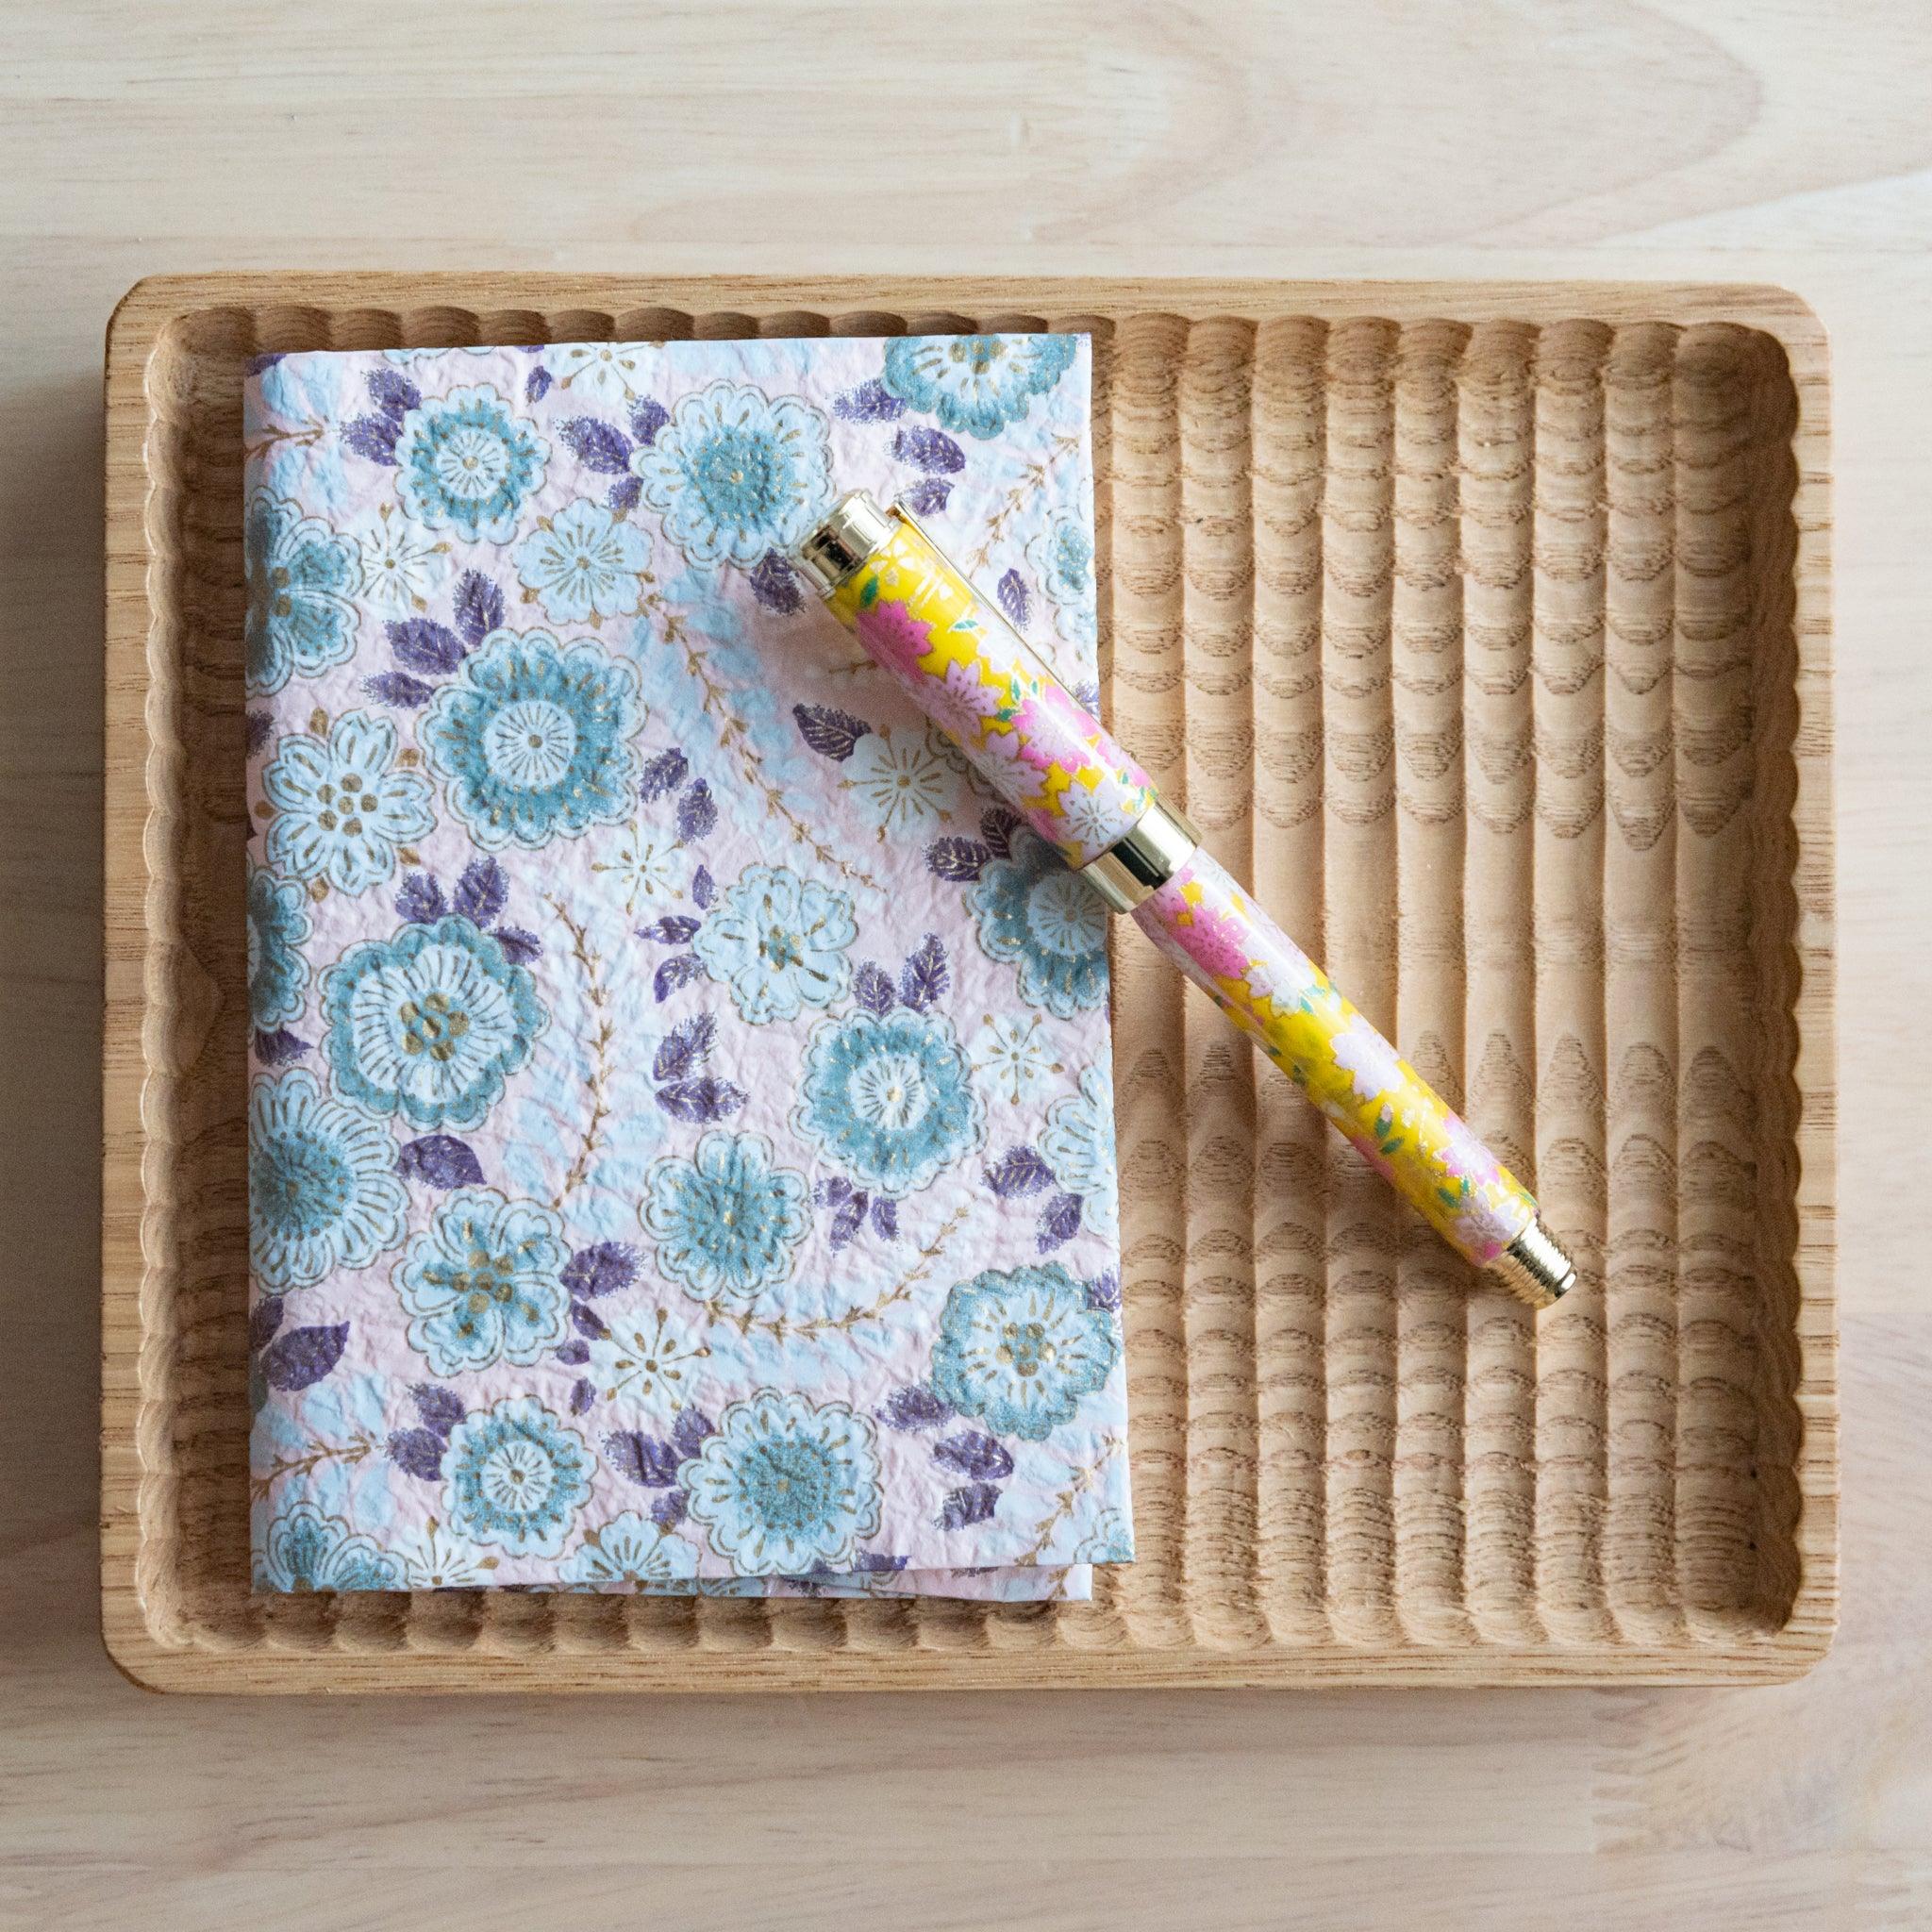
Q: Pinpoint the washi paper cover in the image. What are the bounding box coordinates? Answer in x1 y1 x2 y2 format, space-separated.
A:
242 331 1133 1599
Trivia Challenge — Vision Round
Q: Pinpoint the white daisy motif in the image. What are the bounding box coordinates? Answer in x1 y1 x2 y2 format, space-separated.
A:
842 727 959 838
354 505 451 615
969 1012 1060 1107
552 341 653 405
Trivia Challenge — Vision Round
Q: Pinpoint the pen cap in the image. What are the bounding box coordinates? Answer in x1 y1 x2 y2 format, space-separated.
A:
794 490 896 597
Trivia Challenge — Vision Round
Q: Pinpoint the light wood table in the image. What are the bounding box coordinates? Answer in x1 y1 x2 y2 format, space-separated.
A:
7 4 1927 1924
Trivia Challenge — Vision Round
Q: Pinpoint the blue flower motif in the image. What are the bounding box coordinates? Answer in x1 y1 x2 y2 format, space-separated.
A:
250 1066 408 1291
641 1130 810 1304
792 1008 985 1199
929 1262 1120 1441
968 828 1110 1017
422 629 645 850
1022 485 1097 649
630 381 833 568
1039 1061 1119 1241
322 915 548 1132
393 383 549 543
244 489 358 696
393 1186 572 1376
512 497 653 625
562 1511 700 1591
691 863 856 1024
246 860 310 1029
264 708 437 894
255 1501 401 1591
442 1395 594 1560
881 333 1077 440
680 1391 882 1574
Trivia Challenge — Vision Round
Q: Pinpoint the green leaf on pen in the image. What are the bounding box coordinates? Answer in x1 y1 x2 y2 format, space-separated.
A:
858 574 880 608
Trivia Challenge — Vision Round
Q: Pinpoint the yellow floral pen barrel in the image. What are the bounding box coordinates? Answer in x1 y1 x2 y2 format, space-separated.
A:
796 491 1575 1308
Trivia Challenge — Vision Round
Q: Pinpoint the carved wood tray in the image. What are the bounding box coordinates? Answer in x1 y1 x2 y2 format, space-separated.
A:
102 275 1836 1690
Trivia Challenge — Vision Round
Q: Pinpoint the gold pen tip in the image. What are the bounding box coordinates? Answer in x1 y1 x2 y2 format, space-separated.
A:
1489 1217 1577 1310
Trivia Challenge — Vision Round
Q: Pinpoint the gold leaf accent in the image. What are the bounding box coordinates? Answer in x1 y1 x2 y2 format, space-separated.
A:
308 708 329 737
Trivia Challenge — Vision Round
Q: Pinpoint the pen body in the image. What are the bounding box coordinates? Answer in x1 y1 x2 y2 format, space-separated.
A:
809 494 1558 1292
824 518 1157 869
1133 846 1536 1265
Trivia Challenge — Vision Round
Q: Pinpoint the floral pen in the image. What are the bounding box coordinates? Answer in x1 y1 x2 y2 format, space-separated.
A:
795 491 1575 1308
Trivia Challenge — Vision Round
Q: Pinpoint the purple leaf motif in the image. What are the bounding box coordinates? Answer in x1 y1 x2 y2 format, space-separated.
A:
1085 1269 1121 1310
855 1551 909 1574
341 415 400 465
628 397 670 445
569 1378 596 1417
452 569 505 649
933 1432 1016 1482
260 1323 348 1392
671 1407 714 1459
675 779 717 843
938 1483 1000 1531
525 365 554 403
654 953 706 1003
870 1196 899 1241
253 1028 312 1066
833 378 906 423
653 1012 716 1083
900 476 953 517
925 837 990 884
363 672 436 708
387 1428 446 1482
410 1383 466 1436
996 569 1030 627
791 703 872 761
877 1386 954 1432
639 747 689 803
657 1076 748 1123
638 914 701 945
748 553 805 614
493 925 541 966
366 368 421 419
985 1146 1055 1198
248 1294 286 1354
893 426 966 474
980 806 1020 858
395 1134 485 1190
554 1338 591 1367
608 475 642 514
570 1301 610 1341
561 1242 638 1301
387 618 466 675
605 1431 681 1488
452 857 508 925
853 960 896 1016
558 416 633 475
650 1491 689 1530
814 1175 853 1207
244 709 275 758
691 864 716 909
1038 1191 1084 1252
899 934 948 1012
828 1191 867 1251
394 872 447 924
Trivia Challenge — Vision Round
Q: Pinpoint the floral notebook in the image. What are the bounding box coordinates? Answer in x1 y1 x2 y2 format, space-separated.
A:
242 330 1133 1599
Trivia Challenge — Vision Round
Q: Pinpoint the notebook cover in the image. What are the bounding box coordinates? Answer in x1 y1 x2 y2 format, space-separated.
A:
241 332 1132 1598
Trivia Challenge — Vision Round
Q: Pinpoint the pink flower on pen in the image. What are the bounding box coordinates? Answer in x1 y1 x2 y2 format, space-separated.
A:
1436 1112 1505 1191
933 658 1006 731
1328 1012 1407 1105
854 596 934 675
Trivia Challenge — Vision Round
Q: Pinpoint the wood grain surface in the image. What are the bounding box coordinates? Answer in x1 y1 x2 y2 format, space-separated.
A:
101 275 1835 1692
9 2 1932 1925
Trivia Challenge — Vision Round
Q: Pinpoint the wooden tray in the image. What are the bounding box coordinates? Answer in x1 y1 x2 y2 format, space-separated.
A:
103 275 1836 1690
